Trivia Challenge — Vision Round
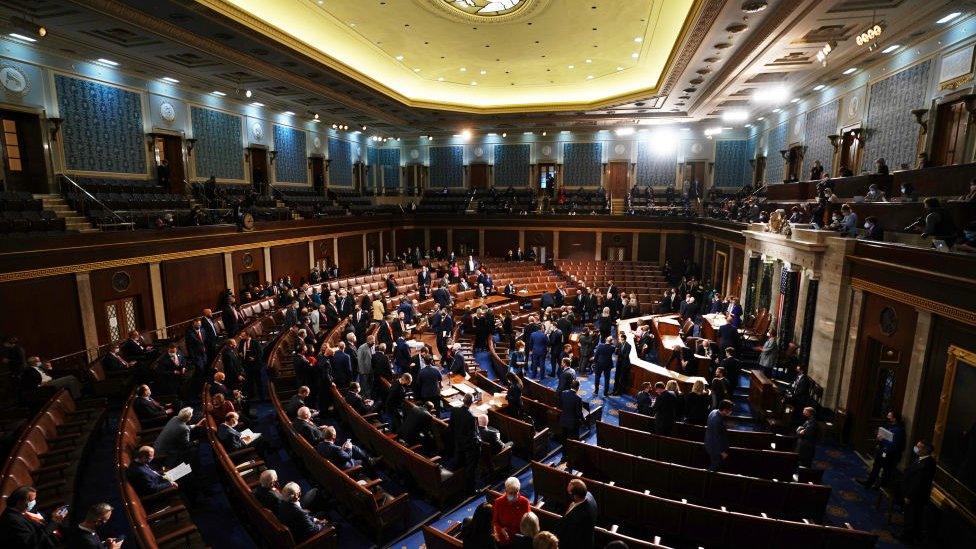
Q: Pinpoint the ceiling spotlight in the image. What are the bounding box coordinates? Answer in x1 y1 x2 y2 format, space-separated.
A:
585 59 592 63
8 33 36 43
812 84 825 91
740 1 768 14
881 44 900 54
480 69 487 75
211 90 226 96
95 58 119 66
757 117 764 121
615 127 635 136
616 66 624 71
313 113 319 120
250 102 265 107
395 55 404 61
437 77 445 81
428 135 433 141
413 68 421 72
281 111 294 116
843 67 858 75
631 52 639 58
634 37 643 43
541 131 547 136
501 132 507 137
586 75 594 80
460 67 467 72
245 89 252 97
161 77 180 83
461 129 472 139
721 110 749 122
9 16 46 38
362 125 367 130
332 123 338 129
470 81 477 86
568 65 575 69
790 98 800 103
937 12 962 24
772 108 781 113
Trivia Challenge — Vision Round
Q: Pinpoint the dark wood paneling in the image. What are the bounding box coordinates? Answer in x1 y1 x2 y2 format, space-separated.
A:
637 232 661 262
484 230 518 258
525 230 553 253
232 248 266 288
338 235 364 274
429 229 448 251
90 264 155 345
454 229 478 255
396 228 425 251
0 275 83 360
381 230 392 257
603 232 633 260
313 238 335 269
558 232 596 260
665 233 694 267
366 232 380 266
161 254 225 326
271 243 309 283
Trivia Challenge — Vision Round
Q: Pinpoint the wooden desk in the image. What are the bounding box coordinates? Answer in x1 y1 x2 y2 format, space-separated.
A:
454 294 509 313
652 315 682 369
440 373 508 414
749 369 780 421
701 313 727 342
616 315 707 395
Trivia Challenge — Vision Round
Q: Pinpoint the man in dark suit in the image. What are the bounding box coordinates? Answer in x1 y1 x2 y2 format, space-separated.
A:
860 410 906 489
450 394 482 492
134 384 170 424
371 345 394 384
705 400 734 471
222 339 244 390
554 286 567 307
343 382 378 416
201 308 220 359
385 373 412 430
292 406 326 445
184 319 209 377
529 328 549 379
559 380 586 441
330 342 353 389
432 284 452 308
398 401 435 448
556 357 577 394
558 478 598 549
0 485 64 549
126 446 176 496
65 502 121 549
449 344 468 376
252 470 283 512
612 332 632 395
635 382 653 416
795 406 820 467
101 344 133 372
277 482 327 543
336 290 353 319
157 343 190 397
717 321 740 355
283 301 300 329
592 336 615 397
477 413 505 453
417 266 432 300
417 359 443 412
316 425 374 470
217 412 255 452
899 441 937 543
238 332 263 400
650 382 678 435
540 292 555 309
711 367 731 409
220 296 244 338
547 325 564 378
285 386 314 419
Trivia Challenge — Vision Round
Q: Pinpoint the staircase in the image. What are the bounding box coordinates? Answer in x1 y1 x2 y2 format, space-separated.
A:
33 194 98 233
274 198 302 220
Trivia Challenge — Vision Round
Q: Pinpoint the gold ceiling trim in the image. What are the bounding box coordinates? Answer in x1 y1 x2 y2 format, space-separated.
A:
851 277 976 327
195 0 708 115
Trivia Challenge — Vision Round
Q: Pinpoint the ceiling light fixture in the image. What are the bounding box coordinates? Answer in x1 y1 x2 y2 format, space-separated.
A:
856 24 884 49
395 55 404 60
313 113 319 120
161 77 179 83
772 108 781 113
843 67 858 75
95 58 119 66
470 81 477 85
9 16 46 38
616 66 624 71
211 90 226 96
541 131 547 136
812 84 825 91
281 111 294 116
881 44 900 54
721 110 749 122
461 129 472 139
460 67 467 72
937 12 962 24
250 102 265 107
615 127 635 136
8 33 36 43
757 117 764 121
585 59 592 63
816 42 834 66
568 65 574 69
634 37 643 43
362 125 367 130
631 52 639 58
245 89 252 97
437 77 445 81
752 85 789 103
428 135 433 141
501 132 507 137
586 75 594 80
480 69 487 75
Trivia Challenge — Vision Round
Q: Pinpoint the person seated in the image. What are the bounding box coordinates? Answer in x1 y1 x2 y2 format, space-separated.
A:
863 183 887 202
860 216 884 241
398 401 436 448
292 406 326 445
102 344 134 372
477 413 506 453
316 425 375 471
121 329 156 362
126 446 176 496
956 222 976 253
837 203 859 237
343 382 379 415
959 178 976 202
285 386 316 419
277 482 328 543
492 476 531 546
252 469 283 512
65 502 123 549
0 485 66 549
207 392 236 424
134 384 171 423
216 412 258 452
19 356 83 399
459 501 495 549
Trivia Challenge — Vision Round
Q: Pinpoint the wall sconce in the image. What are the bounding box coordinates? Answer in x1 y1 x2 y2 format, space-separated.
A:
269 150 278 164
778 149 789 160
47 117 63 142
827 134 841 152
186 138 197 157
910 109 929 134
849 127 866 142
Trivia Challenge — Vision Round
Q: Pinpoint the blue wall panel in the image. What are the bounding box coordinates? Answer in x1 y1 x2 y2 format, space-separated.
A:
494 144 530 186
713 140 752 188
803 100 838 178
635 142 677 187
562 142 602 186
764 123 788 183
862 60 932 172
55 75 146 174
273 124 307 184
191 106 244 180
430 146 464 187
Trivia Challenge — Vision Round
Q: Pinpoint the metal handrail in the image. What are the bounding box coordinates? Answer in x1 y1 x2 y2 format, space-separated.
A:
60 174 126 223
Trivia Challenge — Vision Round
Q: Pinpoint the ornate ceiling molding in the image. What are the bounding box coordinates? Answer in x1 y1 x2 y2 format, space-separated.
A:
852 277 976 327
415 0 549 23
658 0 728 99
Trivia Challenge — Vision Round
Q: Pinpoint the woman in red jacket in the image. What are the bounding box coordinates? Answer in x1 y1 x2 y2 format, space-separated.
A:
492 476 530 546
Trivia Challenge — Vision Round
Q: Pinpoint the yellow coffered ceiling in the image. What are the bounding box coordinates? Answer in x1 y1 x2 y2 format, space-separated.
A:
199 0 700 113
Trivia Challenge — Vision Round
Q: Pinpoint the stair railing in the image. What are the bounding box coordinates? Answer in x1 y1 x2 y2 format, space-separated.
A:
59 174 126 224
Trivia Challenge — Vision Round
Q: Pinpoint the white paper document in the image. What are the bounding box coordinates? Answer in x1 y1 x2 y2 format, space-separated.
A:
163 462 192 482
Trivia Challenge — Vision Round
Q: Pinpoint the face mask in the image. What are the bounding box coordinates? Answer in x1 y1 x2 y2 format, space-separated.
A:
26 500 36 512
864 223 873 229
913 446 920 455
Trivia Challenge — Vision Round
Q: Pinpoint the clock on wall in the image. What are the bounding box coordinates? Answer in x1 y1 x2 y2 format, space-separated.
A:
159 101 176 123
250 121 264 141
613 144 626 155
0 66 30 95
312 136 322 149
880 306 898 335
690 143 704 154
410 149 420 160
111 271 131 292
541 145 552 156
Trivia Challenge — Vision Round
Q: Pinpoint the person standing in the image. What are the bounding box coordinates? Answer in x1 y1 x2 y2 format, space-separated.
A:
559 379 586 441
650 381 678 435
705 400 734 471
591 336 615 397
611 332 631 395
859 410 906 489
795 406 821 468
492 477 530 547
558 479 598 549
450 394 482 492
898 441 937 543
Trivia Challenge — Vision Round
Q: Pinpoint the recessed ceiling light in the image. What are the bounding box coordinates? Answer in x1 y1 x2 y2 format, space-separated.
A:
881 44 900 54
427 135 433 141
586 75 594 80
772 108 781 113
281 111 294 116
843 67 857 74
461 129 472 139
631 52 639 58
251 102 265 107
460 67 467 72
395 55 404 60
616 66 624 71
413 68 421 72
8 33 36 42
568 65 575 69
211 90 226 96
752 85 789 103
437 77 445 81
615 127 635 136
937 12 961 24
501 132 507 137
349 22 356 27
634 37 643 43
161 77 179 83
245 89 252 97
812 84 825 91
585 59 592 63
721 110 749 122
480 69 487 75
790 98 800 103
95 58 119 66
470 81 477 85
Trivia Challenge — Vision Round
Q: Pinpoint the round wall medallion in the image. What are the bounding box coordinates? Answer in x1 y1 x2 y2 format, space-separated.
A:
242 252 254 268
848 95 860 118
690 143 704 154
111 271 131 292
880 306 898 335
474 146 484 157
250 122 264 141
313 136 322 149
410 149 420 160
159 101 176 122
613 144 626 155
0 66 30 95
541 145 552 156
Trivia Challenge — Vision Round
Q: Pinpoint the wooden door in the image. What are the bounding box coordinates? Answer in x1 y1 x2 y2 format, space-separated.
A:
753 157 765 185
605 161 629 198
932 99 968 166
470 163 489 189
0 111 46 193
249 148 268 194
840 129 861 175
104 297 141 343
787 145 804 181
605 247 626 261
682 162 707 185
849 337 912 456
311 157 325 195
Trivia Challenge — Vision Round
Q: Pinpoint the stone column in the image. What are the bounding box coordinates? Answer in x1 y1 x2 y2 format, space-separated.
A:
902 310 933 461
391 230 397 257
553 230 560 259
333 239 339 269
518 230 525 250
75 272 99 362
794 271 809 348
362 233 368 269
262 247 272 282
478 229 485 257
307 241 315 271
595 232 603 260
631 234 639 262
658 233 667 265
378 231 384 261
149 262 168 339
833 288 864 408
447 228 454 252
424 228 431 251
223 252 235 293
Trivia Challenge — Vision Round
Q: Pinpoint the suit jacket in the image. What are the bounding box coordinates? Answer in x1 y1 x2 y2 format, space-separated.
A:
718 323 740 352
398 404 433 443
559 389 585 431
479 425 504 453
317 441 356 469
185 327 207 361
449 352 467 376
222 348 243 386
558 493 598 549
616 341 632 368
0 508 59 549
902 455 937 501
417 365 443 400
433 287 451 308
592 343 615 370
378 321 395 347
331 352 353 388
651 390 678 434
154 416 192 458
529 330 549 356
556 368 576 394
635 391 653 416
221 304 242 336
704 409 729 459
202 316 219 345
285 395 307 419
159 352 188 376
711 377 730 408
126 460 173 496
371 353 393 381
217 422 246 451
252 485 282 511
345 391 376 416
385 382 408 415
134 396 168 421
450 406 481 452
64 523 103 549
540 293 555 308
102 352 128 372
239 339 262 371
292 418 325 445
548 329 564 353
277 501 322 543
